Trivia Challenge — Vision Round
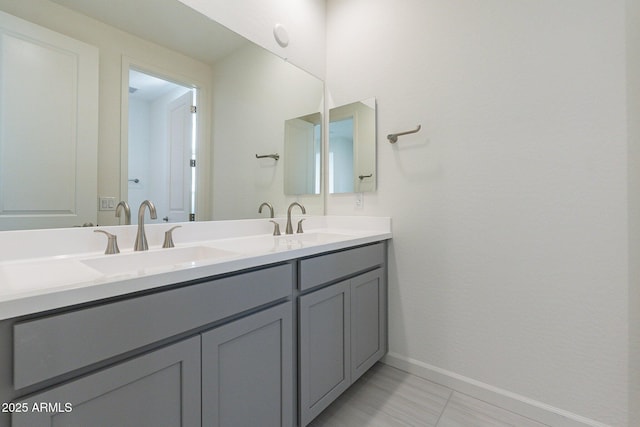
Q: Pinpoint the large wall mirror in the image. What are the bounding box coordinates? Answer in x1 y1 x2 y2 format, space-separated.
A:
329 98 377 193
0 0 323 230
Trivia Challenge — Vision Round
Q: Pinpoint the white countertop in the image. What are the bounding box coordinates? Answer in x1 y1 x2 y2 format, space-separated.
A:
0 216 391 320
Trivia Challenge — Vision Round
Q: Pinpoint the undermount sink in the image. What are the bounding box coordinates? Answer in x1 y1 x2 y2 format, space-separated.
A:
81 246 238 276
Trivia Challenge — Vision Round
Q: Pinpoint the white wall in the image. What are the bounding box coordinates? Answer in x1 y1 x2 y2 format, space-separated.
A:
327 0 628 425
626 0 640 425
177 0 326 79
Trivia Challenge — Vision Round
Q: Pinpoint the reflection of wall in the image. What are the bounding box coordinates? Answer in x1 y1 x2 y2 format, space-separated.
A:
327 0 629 426
0 0 213 225
353 102 375 192
177 0 326 79
329 101 376 193
284 117 321 195
328 119 354 193
211 43 323 219
627 2 640 426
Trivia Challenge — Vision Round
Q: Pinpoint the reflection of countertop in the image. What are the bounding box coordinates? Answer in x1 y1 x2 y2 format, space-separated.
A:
0 216 391 320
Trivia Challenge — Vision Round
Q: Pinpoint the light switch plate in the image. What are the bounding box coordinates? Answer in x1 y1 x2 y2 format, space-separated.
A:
99 197 116 211
355 193 364 209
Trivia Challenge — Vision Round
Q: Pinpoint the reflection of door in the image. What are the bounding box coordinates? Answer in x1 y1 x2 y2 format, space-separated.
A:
167 92 193 222
0 11 98 230
127 69 196 224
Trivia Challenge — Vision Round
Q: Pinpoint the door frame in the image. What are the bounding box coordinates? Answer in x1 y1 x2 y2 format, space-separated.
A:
120 56 211 222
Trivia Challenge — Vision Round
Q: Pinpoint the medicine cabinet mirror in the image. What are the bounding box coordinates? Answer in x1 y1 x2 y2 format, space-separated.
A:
328 98 377 193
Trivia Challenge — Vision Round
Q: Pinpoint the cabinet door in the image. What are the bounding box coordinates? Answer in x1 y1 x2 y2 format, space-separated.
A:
350 268 386 382
202 302 293 427
12 336 201 427
299 280 351 426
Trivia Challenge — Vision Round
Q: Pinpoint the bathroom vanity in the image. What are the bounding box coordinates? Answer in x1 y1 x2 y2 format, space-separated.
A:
0 216 390 426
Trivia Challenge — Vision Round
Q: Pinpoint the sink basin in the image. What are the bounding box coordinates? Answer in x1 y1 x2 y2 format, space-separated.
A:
81 246 237 276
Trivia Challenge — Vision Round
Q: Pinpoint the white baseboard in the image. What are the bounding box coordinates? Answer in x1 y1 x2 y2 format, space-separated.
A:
382 352 612 427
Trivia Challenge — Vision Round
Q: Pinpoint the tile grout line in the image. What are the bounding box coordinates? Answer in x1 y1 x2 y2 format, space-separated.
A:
450 389 553 427
433 389 454 427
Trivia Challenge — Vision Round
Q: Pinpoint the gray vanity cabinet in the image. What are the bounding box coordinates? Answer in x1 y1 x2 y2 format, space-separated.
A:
2 242 388 427
350 268 387 381
12 336 201 427
299 280 352 425
202 302 293 427
6 263 294 427
298 243 387 426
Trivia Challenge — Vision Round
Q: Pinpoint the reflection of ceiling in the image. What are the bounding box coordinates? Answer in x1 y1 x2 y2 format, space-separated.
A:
51 0 247 65
129 70 189 102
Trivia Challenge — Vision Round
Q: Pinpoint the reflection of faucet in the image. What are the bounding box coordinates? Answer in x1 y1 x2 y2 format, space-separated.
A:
258 202 274 218
285 202 306 234
134 200 157 251
115 201 131 225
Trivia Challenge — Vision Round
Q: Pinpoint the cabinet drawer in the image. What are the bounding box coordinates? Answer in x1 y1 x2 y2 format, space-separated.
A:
299 243 384 291
14 263 292 389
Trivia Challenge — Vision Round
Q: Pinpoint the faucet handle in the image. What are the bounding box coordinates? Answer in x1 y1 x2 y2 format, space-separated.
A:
269 220 281 236
296 218 306 234
94 230 120 254
162 225 182 248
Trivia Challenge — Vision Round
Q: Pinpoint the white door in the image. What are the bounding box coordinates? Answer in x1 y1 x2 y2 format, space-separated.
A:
166 91 193 222
0 11 98 230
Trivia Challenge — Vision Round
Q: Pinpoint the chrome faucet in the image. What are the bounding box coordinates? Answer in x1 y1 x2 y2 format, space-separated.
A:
258 202 274 218
285 202 306 234
134 200 157 251
115 201 131 225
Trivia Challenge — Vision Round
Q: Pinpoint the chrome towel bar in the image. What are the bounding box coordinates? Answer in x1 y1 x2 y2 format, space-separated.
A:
387 125 421 143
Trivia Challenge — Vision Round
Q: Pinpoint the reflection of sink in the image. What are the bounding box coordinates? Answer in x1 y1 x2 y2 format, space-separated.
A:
81 246 237 276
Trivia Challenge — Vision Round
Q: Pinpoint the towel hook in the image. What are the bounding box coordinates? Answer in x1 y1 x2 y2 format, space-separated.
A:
387 125 421 143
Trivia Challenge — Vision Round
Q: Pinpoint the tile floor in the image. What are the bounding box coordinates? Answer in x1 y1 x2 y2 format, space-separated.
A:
308 363 548 427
